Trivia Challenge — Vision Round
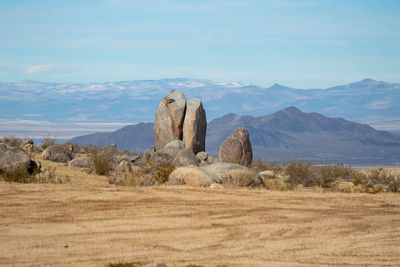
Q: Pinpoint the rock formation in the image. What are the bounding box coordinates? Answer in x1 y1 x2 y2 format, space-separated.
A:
172 148 200 167
41 144 73 163
154 90 186 150
68 156 93 168
218 128 253 167
0 143 39 174
183 98 207 154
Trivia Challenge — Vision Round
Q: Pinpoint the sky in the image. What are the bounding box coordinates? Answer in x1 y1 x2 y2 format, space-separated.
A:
0 0 399 88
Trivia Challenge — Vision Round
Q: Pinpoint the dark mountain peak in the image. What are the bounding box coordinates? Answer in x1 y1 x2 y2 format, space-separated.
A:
269 83 293 90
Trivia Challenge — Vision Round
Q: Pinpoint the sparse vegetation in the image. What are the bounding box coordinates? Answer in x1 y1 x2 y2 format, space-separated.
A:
285 162 354 188
280 161 400 193
1 135 22 147
109 157 176 187
0 165 31 183
91 149 113 176
226 169 258 187
40 134 55 150
0 165 69 184
263 178 291 191
252 158 285 173
106 262 142 267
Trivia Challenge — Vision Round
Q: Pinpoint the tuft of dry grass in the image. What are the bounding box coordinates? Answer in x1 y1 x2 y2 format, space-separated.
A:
106 262 142 267
282 161 400 193
0 165 69 184
1 135 22 147
251 158 285 173
285 162 353 189
109 157 176 187
40 135 55 150
91 149 113 176
226 169 258 187
124 163 176 187
0 165 31 183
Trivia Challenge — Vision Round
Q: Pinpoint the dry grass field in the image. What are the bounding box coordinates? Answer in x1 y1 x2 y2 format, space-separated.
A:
1 158 400 266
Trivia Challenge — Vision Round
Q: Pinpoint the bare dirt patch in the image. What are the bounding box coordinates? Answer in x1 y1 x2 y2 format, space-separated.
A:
0 159 399 266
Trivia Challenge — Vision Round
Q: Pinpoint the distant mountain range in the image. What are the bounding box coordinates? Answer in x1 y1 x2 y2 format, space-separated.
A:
69 107 400 165
1 78 399 138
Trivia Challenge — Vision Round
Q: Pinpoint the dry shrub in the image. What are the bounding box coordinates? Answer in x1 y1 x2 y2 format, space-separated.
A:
264 178 291 191
0 165 31 183
285 162 353 188
83 145 101 154
34 167 70 184
252 158 285 173
40 135 55 150
1 136 22 147
352 169 400 193
0 166 68 184
122 162 176 186
284 162 400 193
227 169 257 186
91 149 113 176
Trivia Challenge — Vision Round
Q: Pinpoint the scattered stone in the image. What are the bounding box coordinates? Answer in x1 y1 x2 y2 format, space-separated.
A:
107 175 125 186
0 143 39 174
41 144 72 163
183 98 207 154
156 140 185 158
259 170 275 178
200 162 248 183
210 183 224 189
65 143 80 154
20 139 34 152
218 128 253 167
144 146 156 160
152 262 166 267
152 152 173 165
117 160 132 172
154 90 187 150
68 157 93 168
206 156 218 164
168 165 214 187
196 151 208 161
173 148 200 167
116 153 139 164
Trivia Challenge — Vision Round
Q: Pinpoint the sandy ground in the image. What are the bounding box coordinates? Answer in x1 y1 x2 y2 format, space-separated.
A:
0 160 400 266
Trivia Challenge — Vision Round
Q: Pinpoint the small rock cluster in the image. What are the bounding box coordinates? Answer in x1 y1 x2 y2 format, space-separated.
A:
0 143 39 175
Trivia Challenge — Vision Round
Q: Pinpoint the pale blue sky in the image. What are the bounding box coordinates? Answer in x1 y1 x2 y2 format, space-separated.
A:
1 0 399 88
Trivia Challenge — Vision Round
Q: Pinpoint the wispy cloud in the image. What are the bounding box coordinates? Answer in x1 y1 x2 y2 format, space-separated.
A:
272 0 320 8
368 99 392 110
24 64 52 74
23 114 43 118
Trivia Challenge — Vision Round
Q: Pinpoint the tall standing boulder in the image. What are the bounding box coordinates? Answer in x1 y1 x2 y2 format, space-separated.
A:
218 128 253 167
154 90 186 150
183 98 207 154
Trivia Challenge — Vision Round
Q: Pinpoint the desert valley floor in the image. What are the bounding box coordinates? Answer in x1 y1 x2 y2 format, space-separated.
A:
0 159 399 267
